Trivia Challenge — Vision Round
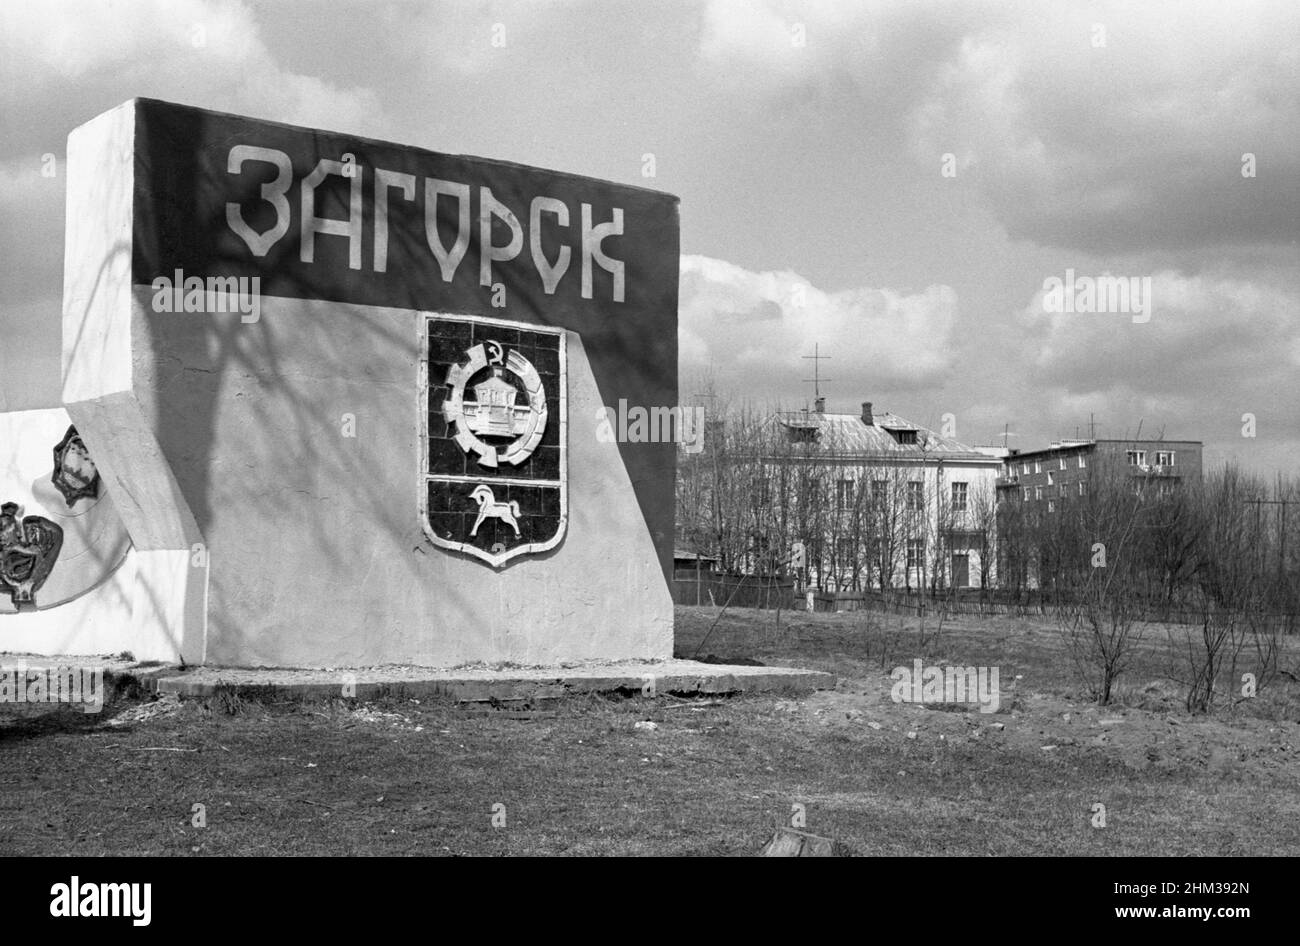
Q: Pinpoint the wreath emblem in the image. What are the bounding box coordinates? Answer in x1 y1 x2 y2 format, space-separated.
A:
443 340 547 469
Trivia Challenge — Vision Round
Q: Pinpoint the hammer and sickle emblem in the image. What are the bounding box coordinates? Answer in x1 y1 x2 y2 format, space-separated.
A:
486 341 504 365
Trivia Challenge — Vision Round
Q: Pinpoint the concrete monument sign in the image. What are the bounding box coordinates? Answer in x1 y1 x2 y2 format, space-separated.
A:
52 98 679 667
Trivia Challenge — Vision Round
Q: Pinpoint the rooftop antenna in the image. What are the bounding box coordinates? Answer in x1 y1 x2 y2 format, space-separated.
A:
801 343 832 404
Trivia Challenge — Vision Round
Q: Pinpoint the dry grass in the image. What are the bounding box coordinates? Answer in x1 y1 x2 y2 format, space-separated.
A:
0 607 1296 855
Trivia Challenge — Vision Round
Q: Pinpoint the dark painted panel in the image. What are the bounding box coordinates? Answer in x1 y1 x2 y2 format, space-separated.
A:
131 99 677 583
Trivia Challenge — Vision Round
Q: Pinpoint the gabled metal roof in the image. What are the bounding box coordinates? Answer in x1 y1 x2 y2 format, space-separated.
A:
774 410 1000 463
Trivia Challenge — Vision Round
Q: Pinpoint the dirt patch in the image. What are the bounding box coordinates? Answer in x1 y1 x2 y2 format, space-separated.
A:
343 704 424 732
104 693 184 728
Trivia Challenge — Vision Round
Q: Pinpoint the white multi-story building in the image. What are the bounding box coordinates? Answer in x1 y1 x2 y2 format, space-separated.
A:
762 400 1004 592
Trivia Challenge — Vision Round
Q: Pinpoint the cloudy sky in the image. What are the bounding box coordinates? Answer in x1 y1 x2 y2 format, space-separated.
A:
1 0 1296 474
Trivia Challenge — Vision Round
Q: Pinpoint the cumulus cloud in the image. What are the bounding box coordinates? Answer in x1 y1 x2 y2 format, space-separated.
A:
0 0 387 146
695 0 1299 254
911 1 1300 252
0 0 389 406
680 254 959 393
1006 269 1300 455
689 0 1300 470
695 0 981 110
1020 269 1300 389
697 0 822 90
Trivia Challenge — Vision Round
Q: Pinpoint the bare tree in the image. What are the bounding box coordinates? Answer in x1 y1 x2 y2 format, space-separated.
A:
1056 457 1154 704
1178 465 1282 712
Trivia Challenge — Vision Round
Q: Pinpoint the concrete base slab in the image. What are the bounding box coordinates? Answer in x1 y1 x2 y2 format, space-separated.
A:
0 653 178 714
0 652 175 686
152 660 834 702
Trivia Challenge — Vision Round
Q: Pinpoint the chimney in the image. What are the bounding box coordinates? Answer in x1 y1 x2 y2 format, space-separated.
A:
813 397 825 413
861 401 873 426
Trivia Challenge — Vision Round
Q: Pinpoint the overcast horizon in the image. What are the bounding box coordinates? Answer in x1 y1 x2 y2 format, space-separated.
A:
2 0 1296 475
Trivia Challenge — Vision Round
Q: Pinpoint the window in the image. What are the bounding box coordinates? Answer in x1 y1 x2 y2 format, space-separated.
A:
871 479 888 505
906 538 925 571
951 481 968 512
1155 451 1174 466
1022 463 1030 476
1059 458 1066 470
1023 487 1030 502
1047 471 1055 486
1047 500 1056 513
1078 454 1087 469
1059 484 1067 497
1035 486 1042 500
1078 481 1086 496
836 537 855 563
907 481 924 511
892 429 918 445
1034 461 1042 474
1126 450 1146 466
836 479 854 511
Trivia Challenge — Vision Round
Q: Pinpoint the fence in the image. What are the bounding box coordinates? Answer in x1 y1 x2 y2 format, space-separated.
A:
671 570 793 609
794 590 1020 615
677 578 1298 629
807 589 1298 627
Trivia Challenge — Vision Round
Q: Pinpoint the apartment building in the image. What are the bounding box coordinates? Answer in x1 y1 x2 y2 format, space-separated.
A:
996 438 1203 511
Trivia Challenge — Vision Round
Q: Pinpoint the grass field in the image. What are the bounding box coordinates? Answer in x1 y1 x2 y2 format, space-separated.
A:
2 606 1298 856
